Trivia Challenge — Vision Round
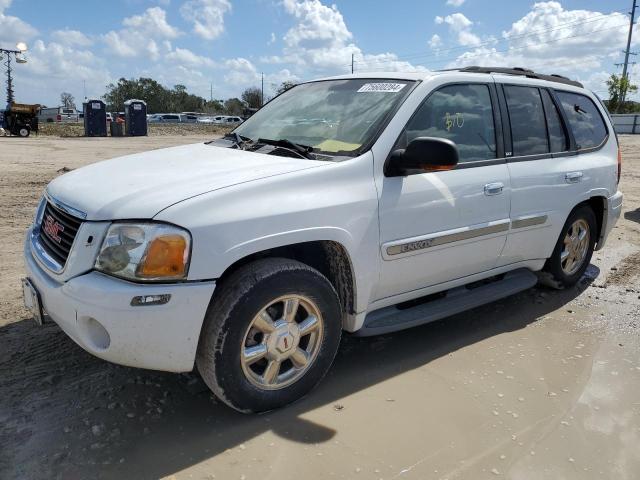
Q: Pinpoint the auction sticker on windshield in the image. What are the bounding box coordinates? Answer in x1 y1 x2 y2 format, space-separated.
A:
357 83 406 93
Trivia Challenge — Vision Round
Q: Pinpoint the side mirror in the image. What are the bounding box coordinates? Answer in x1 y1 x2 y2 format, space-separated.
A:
385 137 459 177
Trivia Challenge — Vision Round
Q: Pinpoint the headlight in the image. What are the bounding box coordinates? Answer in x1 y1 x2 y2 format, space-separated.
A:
95 223 191 281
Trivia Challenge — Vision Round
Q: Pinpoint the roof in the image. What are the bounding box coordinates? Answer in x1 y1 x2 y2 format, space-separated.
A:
313 66 583 89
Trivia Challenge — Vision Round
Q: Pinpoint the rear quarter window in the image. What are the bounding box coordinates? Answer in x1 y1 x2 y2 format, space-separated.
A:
556 91 608 149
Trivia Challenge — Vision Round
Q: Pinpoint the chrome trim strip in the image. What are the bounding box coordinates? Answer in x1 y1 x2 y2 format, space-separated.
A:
30 228 65 273
511 214 548 229
44 191 87 219
386 221 510 256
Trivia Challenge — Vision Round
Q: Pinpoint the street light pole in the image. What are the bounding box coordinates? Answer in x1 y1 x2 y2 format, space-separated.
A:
1 44 27 105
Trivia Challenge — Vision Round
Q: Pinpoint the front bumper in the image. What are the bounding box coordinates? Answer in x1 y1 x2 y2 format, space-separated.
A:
24 231 216 372
597 190 623 250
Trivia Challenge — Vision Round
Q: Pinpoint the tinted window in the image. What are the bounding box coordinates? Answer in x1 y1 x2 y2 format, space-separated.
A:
541 89 568 152
556 91 607 149
401 84 496 163
504 86 548 156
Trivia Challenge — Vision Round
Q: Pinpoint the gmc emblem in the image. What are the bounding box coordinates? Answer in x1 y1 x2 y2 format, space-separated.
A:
43 214 64 243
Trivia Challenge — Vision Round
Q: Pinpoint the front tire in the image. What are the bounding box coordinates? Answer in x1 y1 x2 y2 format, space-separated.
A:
197 258 342 413
18 126 30 137
542 205 597 288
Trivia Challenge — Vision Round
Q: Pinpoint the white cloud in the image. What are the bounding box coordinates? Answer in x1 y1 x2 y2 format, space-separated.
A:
165 47 215 67
268 32 276 45
180 0 231 40
0 0 37 48
221 57 299 96
15 39 111 104
446 0 465 6
102 7 179 60
435 12 480 46
122 6 179 38
51 29 93 47
448 2 631 76
266 0 427 74
429 34 443 50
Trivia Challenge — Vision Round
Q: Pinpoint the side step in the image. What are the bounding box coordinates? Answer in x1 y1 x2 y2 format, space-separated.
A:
355 269 538 337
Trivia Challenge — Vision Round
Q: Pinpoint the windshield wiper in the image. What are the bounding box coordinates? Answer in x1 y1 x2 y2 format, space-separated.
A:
224 132 252 148
207 132 252 149
257 138 314 159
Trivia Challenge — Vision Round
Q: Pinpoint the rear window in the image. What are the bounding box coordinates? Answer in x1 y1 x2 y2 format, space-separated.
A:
504 86 548 156
556 91 608 149
62 109 75 114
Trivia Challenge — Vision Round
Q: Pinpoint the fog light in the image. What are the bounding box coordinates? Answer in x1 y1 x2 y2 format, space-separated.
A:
130 294 171 306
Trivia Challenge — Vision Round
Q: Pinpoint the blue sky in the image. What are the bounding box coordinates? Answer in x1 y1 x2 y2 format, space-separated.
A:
0 0 636 107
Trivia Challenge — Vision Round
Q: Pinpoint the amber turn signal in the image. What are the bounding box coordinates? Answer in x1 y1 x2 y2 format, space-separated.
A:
137 235 188 278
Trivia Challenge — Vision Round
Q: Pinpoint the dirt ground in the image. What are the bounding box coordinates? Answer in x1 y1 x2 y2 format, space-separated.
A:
1 134 639 480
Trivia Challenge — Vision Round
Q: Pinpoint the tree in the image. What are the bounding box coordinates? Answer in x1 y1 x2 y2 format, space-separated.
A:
606 74 638 113
60 92 76 109
276 81 297 96
224 98 245 116
241 87 262 108
103 77 208 113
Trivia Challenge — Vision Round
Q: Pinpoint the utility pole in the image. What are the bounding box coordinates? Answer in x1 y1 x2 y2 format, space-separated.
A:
261 72 264 107
619 0 638 109
351 53 354 74
210 82 213 102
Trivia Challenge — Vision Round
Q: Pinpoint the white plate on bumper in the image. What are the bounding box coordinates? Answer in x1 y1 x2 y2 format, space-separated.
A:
22 277 44 326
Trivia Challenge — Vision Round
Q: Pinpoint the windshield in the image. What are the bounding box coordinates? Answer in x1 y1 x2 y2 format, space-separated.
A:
233 79 415 157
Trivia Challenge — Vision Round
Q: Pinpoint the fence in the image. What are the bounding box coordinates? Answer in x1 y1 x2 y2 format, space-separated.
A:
611 114 640 134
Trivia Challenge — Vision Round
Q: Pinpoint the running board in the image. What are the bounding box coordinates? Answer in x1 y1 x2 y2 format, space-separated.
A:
355 269 538 337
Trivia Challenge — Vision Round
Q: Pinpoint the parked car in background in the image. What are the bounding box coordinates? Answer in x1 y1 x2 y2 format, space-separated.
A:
223 116 244 126
38 106 79 123
209 115 243 126
21 67 622 413
182 114 199 123
196 116 215 124
148 113 182 123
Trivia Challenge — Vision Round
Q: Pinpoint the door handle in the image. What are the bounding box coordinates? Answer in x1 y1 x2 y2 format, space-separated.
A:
565 171 583 183
484 182 504 196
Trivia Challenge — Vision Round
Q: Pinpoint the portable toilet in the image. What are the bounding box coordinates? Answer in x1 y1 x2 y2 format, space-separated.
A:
124 99 147 136
83 99 107 137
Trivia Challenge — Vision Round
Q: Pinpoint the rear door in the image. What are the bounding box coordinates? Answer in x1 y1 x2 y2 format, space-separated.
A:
376 82 511 300
498 82 609 266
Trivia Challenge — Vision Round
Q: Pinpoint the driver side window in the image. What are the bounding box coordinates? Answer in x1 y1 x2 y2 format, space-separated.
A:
399 84 497 163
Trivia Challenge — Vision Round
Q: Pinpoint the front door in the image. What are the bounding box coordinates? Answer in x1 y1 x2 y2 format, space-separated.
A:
375 82 511 301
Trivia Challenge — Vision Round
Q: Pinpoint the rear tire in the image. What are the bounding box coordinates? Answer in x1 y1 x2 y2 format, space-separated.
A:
542 205 597 288
18 126 30 137
196 258 342 413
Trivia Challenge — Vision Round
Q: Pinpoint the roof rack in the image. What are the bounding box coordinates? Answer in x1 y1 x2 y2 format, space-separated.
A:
455 66 583 88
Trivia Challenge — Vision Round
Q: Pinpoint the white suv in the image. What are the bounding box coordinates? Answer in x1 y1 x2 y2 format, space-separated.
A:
23 67 623 412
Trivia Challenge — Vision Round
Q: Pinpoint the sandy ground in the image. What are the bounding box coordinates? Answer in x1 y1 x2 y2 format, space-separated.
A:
1 135 639 480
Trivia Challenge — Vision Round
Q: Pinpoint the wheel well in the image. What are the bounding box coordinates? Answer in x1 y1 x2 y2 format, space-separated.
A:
218 241 356 317
585 196 605 243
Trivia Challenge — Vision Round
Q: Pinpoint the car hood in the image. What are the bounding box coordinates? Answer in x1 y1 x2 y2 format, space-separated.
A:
46 143 328 221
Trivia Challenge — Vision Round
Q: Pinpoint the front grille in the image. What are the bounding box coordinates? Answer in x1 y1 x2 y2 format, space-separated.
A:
37 201 82 267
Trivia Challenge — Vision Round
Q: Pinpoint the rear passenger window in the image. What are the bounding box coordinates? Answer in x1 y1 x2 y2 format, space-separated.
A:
556 91 608 149
504 86 548 156
541 89 568 152
401 84 496 163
